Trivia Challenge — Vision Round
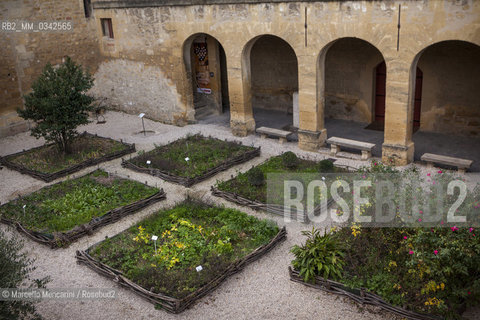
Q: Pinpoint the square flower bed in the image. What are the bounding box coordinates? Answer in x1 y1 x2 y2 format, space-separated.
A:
0 132 135 182
121 134 260 187
212 152 348 221
0 170 165 248
76 200 286 313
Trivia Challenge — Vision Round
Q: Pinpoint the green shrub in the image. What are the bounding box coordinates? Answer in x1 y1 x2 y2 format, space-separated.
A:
0 230 49 320
281 151 299 169
247 167 265 187
291 227 345 283
317 159 334 172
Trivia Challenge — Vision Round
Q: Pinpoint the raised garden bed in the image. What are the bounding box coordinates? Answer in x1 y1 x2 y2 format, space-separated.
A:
0 132 135 182
288 267 441 320
0 170 165 248
121 134 260 187
212 154 349 221
76 200 286 313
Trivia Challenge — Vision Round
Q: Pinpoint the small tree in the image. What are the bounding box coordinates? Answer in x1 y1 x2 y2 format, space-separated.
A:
18 57 94 154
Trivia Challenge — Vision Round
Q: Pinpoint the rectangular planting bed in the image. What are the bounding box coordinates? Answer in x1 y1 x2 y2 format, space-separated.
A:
76 200 286 313
0 170 165 248
0 132 135 182
121 134 260 187
212 153 349 221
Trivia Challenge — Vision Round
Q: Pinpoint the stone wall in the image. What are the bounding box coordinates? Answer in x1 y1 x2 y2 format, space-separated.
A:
0 0 101 138
417 40 480 137
324 38 384 124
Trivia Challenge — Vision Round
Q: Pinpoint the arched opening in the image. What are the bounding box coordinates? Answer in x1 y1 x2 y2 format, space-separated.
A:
321 37 385 157
411 40 480 171
183 33 229 120
247 35 298 130
374 61 423 131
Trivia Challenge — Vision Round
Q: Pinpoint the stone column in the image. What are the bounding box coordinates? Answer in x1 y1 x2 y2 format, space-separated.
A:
228 51 255 137
297 54 327 151
382 61 415 165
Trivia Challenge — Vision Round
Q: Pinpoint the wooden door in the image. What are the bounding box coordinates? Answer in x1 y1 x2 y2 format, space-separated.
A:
374 61 386 123
413 68 423 128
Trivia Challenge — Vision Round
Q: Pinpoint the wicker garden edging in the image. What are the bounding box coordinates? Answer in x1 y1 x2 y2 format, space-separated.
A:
211 187 333 223
0 132 136 182
76 226 286 313
288 267 442 320
0 188 166 249
121 147 260 187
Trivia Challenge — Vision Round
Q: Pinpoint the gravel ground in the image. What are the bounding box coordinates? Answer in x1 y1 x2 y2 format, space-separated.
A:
0 111 478 320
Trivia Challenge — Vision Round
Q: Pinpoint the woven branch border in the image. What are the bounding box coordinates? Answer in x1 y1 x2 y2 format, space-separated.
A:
288 267 442 320
0 132 135 182
76 226 286 313
122 147 260 187
211 187 333 223
0 181 166 249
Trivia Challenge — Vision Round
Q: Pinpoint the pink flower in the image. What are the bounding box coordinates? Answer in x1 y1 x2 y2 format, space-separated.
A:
469 228 474 233
418 218 422 222
409 250 414 255
419 210 423 214
451 226 459 232
468 291 471 295
374 162 378 166
403 236 408 240
441 221 444 225
433 181 436 185
434 250 438 255
427 173 431 177
438 170 442 174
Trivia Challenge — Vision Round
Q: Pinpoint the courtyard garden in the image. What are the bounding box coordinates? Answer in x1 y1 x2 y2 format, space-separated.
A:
77 200 286 313
123 134 260 186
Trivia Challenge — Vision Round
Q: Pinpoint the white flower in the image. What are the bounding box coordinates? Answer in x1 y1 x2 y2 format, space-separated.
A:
185 157 190 162
146 160 151 165
321 177 326 181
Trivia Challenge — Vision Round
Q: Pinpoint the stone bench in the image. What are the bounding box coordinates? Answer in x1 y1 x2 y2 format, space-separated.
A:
421 153 473 174
326 137 375 160
256 127 292 144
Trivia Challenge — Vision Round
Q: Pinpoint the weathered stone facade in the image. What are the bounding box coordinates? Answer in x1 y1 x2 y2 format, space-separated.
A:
1 0 479 165
0 0 101 137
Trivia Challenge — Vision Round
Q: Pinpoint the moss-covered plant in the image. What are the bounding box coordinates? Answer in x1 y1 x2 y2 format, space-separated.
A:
247 167 265 187
281 151 299 169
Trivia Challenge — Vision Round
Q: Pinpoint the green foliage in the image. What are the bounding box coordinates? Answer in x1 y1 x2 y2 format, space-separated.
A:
18 57 94 154
130 134 255 179
281 151 299 169
0 170 158 234
291 227 345 283
0 230 49 320
91 200 279 299
317 159 334 173
247 167 265 187
7 135 128 174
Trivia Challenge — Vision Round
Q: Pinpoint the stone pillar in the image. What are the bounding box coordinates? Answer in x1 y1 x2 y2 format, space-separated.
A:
228 57 255 137
382 61 415 165
297 54 327 152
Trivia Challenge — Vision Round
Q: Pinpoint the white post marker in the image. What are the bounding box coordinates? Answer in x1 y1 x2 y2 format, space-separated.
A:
196 265 203 272
22 204 26 216
138 113 146 136
151 235 158 254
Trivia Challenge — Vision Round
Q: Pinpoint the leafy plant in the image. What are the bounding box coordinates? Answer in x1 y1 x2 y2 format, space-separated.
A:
247 167 265 187
291 227 345 283
0 230 49 320
317 159 334 173
281 151 299 169
18 56 94 154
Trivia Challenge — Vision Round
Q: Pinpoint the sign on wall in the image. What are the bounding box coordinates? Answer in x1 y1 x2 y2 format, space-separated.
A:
193 42 211 94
